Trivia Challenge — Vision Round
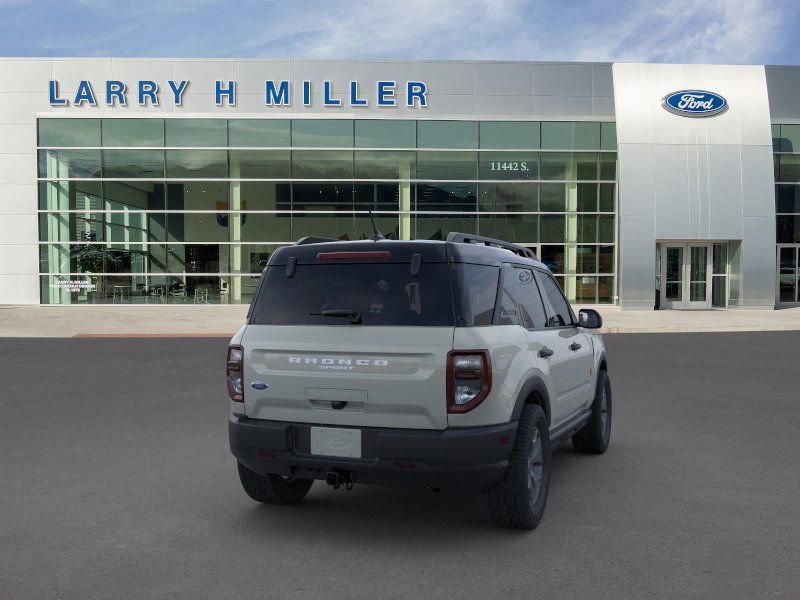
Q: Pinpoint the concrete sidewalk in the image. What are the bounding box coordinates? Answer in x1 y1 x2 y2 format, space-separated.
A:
2 304 800 337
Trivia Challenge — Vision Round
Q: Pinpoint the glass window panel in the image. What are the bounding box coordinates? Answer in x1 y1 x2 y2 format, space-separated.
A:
540 245 565 273
291 120 353 147
417 121 478 149
104 182 165 210
776 215 799 243
38 149 102 178
779 275 796 302
167 212 230 242
234 244 288 273
415 183 477 212
416 151 476 180
478 183 538 212
354 120 416 148
228 119 290 147
573 122 600 149
165 119 227 147
778 155 800 182
539 183 566 212
577 183 598 212
540 122 573 150
713 243 727 274
292 150 353 178
598 245 614 273
597 276 613 303
354 151 416 179
479 122 539 149
167 244 223 273
107 212 155 244
779 246 796 275
576 245 598 273
238 181 291 211
780 125 800 153
480 214 538 243
598 215 614 243
229 150 290 178
478 152 539 179
39 212 105 242
540 152 570 180
292 182 353 211
600 152 616 180
39 119 100 147
600 122 617 151
167 182 229 211
291 212 355 241
354 183 403 240
540 216 565 243
772 124 781 151
599 183 615 212
102 150 165 178
776 184 800 213
39 243 106 274
39 181 103 211
712 276 727 307
577 215 597 243
239 212 292 243
354 214 401 241
774 155 779 182
40 274 135 304
165 150 228 178
575 275 597 303
102 119 164 147
515 268 548 328
575 152 599 180
415 214 476 240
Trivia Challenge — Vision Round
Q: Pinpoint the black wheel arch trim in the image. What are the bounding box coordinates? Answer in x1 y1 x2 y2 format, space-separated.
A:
511 375 552 425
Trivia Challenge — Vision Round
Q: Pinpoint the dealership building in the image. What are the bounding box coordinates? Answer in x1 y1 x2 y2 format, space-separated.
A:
0 58 799 310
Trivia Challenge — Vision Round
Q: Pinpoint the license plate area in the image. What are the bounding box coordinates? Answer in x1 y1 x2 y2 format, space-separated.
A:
310 426 362 458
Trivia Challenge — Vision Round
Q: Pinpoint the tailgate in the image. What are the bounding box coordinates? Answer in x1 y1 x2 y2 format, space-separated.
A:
242 325 453 430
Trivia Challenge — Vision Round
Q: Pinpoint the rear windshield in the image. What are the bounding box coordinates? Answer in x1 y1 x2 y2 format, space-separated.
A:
250 262 455 326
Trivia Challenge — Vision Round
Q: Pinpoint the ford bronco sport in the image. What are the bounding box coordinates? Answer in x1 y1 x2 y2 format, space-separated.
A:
228 232 611 530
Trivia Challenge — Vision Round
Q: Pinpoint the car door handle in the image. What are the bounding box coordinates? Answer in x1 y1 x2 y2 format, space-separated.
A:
569 342 582 351
538 347 554 358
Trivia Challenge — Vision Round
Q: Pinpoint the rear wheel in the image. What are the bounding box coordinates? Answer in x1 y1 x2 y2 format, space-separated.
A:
572 369 612 454
237 462 314 505
482 404 550 530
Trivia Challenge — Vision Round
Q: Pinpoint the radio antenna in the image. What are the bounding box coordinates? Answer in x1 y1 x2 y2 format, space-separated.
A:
368 209 385 241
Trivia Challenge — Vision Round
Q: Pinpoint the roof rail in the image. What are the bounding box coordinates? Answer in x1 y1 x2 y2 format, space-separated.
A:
294 236 338 246
446 232 538 260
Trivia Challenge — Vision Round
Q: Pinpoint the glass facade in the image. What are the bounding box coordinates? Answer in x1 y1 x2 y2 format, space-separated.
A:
773 124 800 304
37 118 617 304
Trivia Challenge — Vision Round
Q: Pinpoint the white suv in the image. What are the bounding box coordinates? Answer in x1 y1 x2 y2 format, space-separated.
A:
228 233 611 530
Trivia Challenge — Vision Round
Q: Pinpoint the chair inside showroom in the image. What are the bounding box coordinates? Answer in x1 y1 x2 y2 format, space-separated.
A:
193 284 211 304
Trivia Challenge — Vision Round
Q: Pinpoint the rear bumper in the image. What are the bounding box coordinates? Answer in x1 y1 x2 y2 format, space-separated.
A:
229 414 517 492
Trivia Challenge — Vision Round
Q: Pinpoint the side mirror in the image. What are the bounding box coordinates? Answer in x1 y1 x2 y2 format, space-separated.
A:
578 308 603 329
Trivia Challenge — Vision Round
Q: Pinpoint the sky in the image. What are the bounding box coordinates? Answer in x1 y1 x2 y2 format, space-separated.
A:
0 0 798 65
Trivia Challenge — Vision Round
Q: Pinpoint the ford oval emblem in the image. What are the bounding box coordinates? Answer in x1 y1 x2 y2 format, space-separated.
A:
250 381 269 390
662 90 728 117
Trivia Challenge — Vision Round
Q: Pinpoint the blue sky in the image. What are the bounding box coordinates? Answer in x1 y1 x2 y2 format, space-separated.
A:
1 0 798 64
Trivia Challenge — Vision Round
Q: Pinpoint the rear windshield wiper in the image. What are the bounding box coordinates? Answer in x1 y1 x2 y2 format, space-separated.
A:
310 309 362 324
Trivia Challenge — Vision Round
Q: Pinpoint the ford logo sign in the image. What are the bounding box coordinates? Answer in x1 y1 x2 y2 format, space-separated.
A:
662 90 728 117
250 381 269 390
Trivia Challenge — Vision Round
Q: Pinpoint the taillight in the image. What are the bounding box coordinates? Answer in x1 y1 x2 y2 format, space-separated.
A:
227 345 244 402
447 350 492 413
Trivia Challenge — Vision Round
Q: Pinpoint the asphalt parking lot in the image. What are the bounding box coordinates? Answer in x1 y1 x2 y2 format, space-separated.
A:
2 332 799 599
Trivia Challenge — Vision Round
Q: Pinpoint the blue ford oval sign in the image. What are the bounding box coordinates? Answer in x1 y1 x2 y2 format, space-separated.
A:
662 90 728 117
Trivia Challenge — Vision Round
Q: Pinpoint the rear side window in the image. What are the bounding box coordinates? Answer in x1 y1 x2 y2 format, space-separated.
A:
538 271 573 326
452 264 499 326
250 262 454 326
495 266 519 326
514 268 547 329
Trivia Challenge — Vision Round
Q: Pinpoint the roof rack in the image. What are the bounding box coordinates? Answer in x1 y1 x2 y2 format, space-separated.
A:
446 232 538 260
294 236 338 246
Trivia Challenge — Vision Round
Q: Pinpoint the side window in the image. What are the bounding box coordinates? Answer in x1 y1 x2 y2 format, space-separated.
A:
494 266 519 325
514 268 547 329
537 271 574 327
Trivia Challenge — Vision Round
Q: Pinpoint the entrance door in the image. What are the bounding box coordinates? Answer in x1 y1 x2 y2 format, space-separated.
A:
660 243 712 309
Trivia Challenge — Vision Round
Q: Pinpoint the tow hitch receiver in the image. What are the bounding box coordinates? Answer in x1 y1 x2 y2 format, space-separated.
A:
325 470 355 490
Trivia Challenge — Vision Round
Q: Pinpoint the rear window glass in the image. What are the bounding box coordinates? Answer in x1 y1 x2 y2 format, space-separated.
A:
250 262 454 326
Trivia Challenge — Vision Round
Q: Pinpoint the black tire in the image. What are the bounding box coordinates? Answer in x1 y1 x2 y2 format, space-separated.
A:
572 369 612 454
482 404 551 530
237 462 314 505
